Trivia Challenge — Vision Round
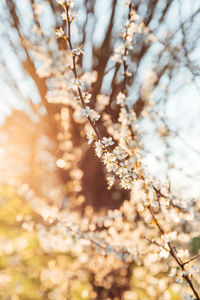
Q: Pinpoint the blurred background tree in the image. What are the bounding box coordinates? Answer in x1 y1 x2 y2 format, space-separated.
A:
0 0 200 299
0 0 200 208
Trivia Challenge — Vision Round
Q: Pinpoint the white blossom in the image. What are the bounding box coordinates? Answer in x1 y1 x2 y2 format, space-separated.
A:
102 137 114 147
86 131 96 144
161 232 177 243
120 177 133 189
95 141 103 158
70 78 84 91
103 153 118 172
159 248 169 259
72 46 84 57
177 249 189 261
55 27 65 39
106 176 115 189
90 110 100 122
82 92 92 103
79 106 93 118
112 44 126 63
61 12 67 20
113 146 128 160
116 92 126 106
168 268 177 277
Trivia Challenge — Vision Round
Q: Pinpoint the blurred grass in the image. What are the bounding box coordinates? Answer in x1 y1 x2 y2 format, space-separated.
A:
0 185 44 300
0 186 92 300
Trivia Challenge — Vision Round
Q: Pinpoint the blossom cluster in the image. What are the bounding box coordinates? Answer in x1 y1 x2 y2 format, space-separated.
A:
14 181 200 299
27 1 200 299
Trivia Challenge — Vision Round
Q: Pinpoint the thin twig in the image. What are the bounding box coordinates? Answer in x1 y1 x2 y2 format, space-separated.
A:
65 5 101 141
148 206 200 300
183 254 200 267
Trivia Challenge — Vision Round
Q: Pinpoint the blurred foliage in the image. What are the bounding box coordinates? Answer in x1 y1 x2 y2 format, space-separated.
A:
0 185 184 300
0 185 93 300
191 237 200 255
